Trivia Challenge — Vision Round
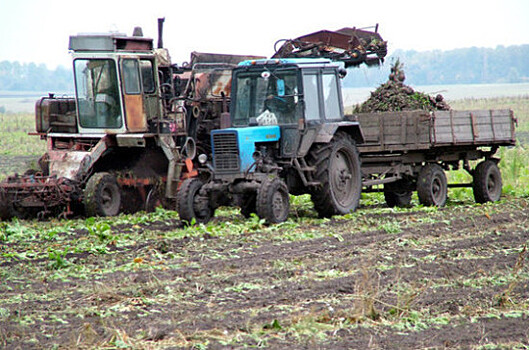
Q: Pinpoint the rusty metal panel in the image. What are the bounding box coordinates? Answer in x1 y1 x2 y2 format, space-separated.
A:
35 97 77 133
124 94 147 132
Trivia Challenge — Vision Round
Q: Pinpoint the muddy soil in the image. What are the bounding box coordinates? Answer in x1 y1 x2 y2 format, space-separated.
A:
1 198 528 349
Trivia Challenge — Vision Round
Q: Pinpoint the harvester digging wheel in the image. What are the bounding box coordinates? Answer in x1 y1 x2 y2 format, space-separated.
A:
309 132 362 217
473 160 502 203
256 177 290 224
417 164 447 207
177 178 213 225
145 187 163 213
83 172 122 217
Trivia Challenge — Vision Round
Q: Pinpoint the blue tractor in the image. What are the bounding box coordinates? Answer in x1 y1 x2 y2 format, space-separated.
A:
176 57 365 224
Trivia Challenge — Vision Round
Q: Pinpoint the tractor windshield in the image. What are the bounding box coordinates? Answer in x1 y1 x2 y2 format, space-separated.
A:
232 68 299 126
74 59 122 129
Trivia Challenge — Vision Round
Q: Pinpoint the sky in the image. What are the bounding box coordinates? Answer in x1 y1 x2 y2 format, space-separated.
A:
0 0 528 69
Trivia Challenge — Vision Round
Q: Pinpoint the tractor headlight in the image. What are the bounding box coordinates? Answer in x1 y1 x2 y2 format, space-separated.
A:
198 154 208 164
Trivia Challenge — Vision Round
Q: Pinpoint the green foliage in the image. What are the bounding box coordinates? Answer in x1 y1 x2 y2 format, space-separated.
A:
47 248 70 270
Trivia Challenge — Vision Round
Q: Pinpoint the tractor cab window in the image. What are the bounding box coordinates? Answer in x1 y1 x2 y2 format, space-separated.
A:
322 73 341 120
232 68 298 126
74 59 122 129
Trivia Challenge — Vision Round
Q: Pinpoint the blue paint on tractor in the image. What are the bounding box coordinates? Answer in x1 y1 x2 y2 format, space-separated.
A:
211 125 280 173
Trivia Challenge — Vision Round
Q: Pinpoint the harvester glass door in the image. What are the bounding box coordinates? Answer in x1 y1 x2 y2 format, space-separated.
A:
74 59 123 129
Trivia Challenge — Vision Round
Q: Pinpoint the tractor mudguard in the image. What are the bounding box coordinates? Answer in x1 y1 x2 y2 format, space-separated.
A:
313 121 364 144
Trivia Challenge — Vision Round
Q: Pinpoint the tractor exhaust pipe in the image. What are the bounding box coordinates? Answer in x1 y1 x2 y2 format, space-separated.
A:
157 17 165 49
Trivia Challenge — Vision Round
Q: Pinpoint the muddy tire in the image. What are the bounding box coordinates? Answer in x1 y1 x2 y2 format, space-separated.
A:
84 172 122 217
256 177 290 224
177 178 212 225
473 160 502 203
309 132 362 217
384 179 413 208
417 164 447 207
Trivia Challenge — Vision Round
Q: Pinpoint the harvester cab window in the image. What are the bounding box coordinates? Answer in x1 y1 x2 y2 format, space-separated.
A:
74 59 122 129
232 68 298 126
140 60 155 94
122 59 141 94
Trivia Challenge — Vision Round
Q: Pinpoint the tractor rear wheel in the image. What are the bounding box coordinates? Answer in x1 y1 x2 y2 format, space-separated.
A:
309 132 362 217
473 160 502 203
84 172 122 217
256 177 290 224
177 178 213 225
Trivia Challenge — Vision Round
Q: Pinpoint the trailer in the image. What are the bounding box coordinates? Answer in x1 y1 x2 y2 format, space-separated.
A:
353 109 516 207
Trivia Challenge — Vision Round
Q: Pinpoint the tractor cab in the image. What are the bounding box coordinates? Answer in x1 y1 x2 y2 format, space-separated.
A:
208 58 361 176
231 58 344 128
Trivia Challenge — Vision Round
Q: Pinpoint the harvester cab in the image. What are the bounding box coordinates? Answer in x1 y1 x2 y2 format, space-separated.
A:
0 21 193 220
68 34 164 135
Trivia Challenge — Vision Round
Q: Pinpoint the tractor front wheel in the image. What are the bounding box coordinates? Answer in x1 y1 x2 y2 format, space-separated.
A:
256 177 290 224
177 178 213 225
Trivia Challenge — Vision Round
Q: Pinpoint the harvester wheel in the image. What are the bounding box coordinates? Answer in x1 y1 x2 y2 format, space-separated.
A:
177 178 212 225
256 177 290 224
384 179 413 208
84 172 122 217
309 132 362 217
473 160 502 203
417 164 447 207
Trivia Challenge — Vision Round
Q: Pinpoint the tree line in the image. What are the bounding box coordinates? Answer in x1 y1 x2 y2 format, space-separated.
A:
344 44 529 87
0 61 73 92
1 44 528 92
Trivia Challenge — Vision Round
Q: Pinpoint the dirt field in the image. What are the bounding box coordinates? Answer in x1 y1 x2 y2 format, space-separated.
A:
1 194 528 349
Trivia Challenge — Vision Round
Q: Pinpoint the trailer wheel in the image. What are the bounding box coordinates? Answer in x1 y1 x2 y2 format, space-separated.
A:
256 177 290 224
84 172 122 217
417 164 447 207
473 160 502 203
309 132 362 217
177 178 212 225
384 179 413 208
